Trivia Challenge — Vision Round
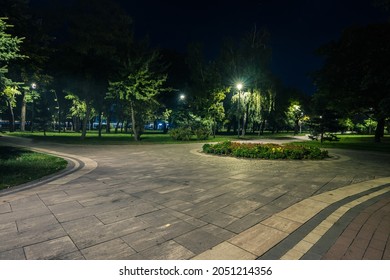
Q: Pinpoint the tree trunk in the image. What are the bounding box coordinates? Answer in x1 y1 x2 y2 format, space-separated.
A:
294 119 299 135
115 120 120 133
7 99 15 132
106 111 111 133
242 111 247 137
31 100 35 132
374 117 385 143
81 101 92 140
260 119 266 135
98 111 102 137
20 92 26 131
130 102 140 141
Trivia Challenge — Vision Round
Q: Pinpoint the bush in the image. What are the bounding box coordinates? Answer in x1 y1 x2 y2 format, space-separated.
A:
202 141 329 160
169 127 193 141
194 127 211 140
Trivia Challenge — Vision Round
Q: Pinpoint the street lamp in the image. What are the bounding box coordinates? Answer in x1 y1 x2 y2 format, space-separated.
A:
236 83 243 138
179 94 185 101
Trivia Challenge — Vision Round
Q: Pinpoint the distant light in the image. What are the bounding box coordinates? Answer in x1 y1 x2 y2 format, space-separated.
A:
31 83 37 89
179 94 185 100
236 83 243 90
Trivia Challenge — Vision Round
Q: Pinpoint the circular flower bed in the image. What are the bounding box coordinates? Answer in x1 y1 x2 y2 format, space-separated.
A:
202 141 329 160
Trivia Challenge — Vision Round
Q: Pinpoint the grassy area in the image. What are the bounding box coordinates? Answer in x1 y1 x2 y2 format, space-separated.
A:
2 131 389 153
3 130 291 145
293 135 390 154
0 146 68 190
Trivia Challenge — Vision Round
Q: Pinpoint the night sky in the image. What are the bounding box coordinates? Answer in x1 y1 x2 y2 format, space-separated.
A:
26 0 389 94
120 0 388 94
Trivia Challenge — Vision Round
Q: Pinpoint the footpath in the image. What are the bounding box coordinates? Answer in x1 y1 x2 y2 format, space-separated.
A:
0 135 389 260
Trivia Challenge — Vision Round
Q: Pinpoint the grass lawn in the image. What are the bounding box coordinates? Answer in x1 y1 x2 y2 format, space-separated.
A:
3 130 288 145
293 135 390 154
0 146 68 190
2 131 389 153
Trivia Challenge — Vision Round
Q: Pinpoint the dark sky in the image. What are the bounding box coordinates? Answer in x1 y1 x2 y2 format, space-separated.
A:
120 0 388 94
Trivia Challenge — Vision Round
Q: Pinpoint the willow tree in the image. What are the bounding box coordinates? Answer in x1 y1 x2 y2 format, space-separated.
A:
108 52 168 141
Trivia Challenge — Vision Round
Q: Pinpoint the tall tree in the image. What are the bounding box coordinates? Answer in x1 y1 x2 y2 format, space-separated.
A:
314 23 390 142
56 0 132 139
108 50 168 141
0 17 25 131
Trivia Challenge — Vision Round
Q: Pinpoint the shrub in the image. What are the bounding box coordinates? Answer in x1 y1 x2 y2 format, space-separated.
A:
194 127 211 140
202 141 329 160
169 127 193 141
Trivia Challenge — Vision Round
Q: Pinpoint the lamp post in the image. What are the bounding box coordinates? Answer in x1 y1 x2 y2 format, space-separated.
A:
236 83 243 138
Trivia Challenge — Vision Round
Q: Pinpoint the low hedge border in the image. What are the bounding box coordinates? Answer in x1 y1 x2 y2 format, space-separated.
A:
202 141 329 160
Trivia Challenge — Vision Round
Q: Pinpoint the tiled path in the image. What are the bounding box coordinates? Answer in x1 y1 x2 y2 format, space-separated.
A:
0 135 389 260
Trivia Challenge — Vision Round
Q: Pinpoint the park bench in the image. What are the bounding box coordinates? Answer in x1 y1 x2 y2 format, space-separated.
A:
308 134 318 140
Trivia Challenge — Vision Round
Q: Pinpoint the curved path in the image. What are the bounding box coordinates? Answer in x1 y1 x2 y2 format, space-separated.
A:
0 135 389 260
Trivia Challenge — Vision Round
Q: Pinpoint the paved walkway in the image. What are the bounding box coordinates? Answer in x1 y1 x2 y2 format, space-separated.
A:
0 135 389 260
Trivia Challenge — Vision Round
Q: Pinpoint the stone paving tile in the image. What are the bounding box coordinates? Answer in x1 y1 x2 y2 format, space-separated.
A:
0 202 11 214
200 211 238 228
9 195 46 211
0 248 25 260
261 215 302 234
16 214 58 232
121 219 197 252
219 199 262 218
121 228 166 252
137 209 183 227
81 238 136 260
37 190 71 206
57 251 85 260
95 202 160 224
24 236 78 260
225 211 271 234
175 228 225 254
0 223 66 252
192 242 256 260
139 240 195 260
200 224 236 240
0 204 52 223
229 224 288 256
62 216 149 249
275 198 329 223
0 221 17 236
267 194 304 209
363 247 383 260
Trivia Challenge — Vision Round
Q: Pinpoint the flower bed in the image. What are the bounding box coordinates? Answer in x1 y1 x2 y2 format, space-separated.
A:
202 141 329 160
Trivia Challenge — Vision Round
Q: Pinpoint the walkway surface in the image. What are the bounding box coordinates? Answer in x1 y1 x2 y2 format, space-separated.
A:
0 135 389 260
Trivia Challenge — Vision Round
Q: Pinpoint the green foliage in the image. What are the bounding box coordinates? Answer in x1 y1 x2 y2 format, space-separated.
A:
203 141 329 160
0 17 25 95
0 146 67 190
314 23 390 141
169 127 193 141
170 113 212 140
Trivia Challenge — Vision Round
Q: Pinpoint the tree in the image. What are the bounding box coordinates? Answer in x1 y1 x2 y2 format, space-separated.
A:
217 26 274 136
314 23 390 142
108 51 168 141
287 101 304 135
0 17 25 131
55 0 133 139
185 43 229 137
